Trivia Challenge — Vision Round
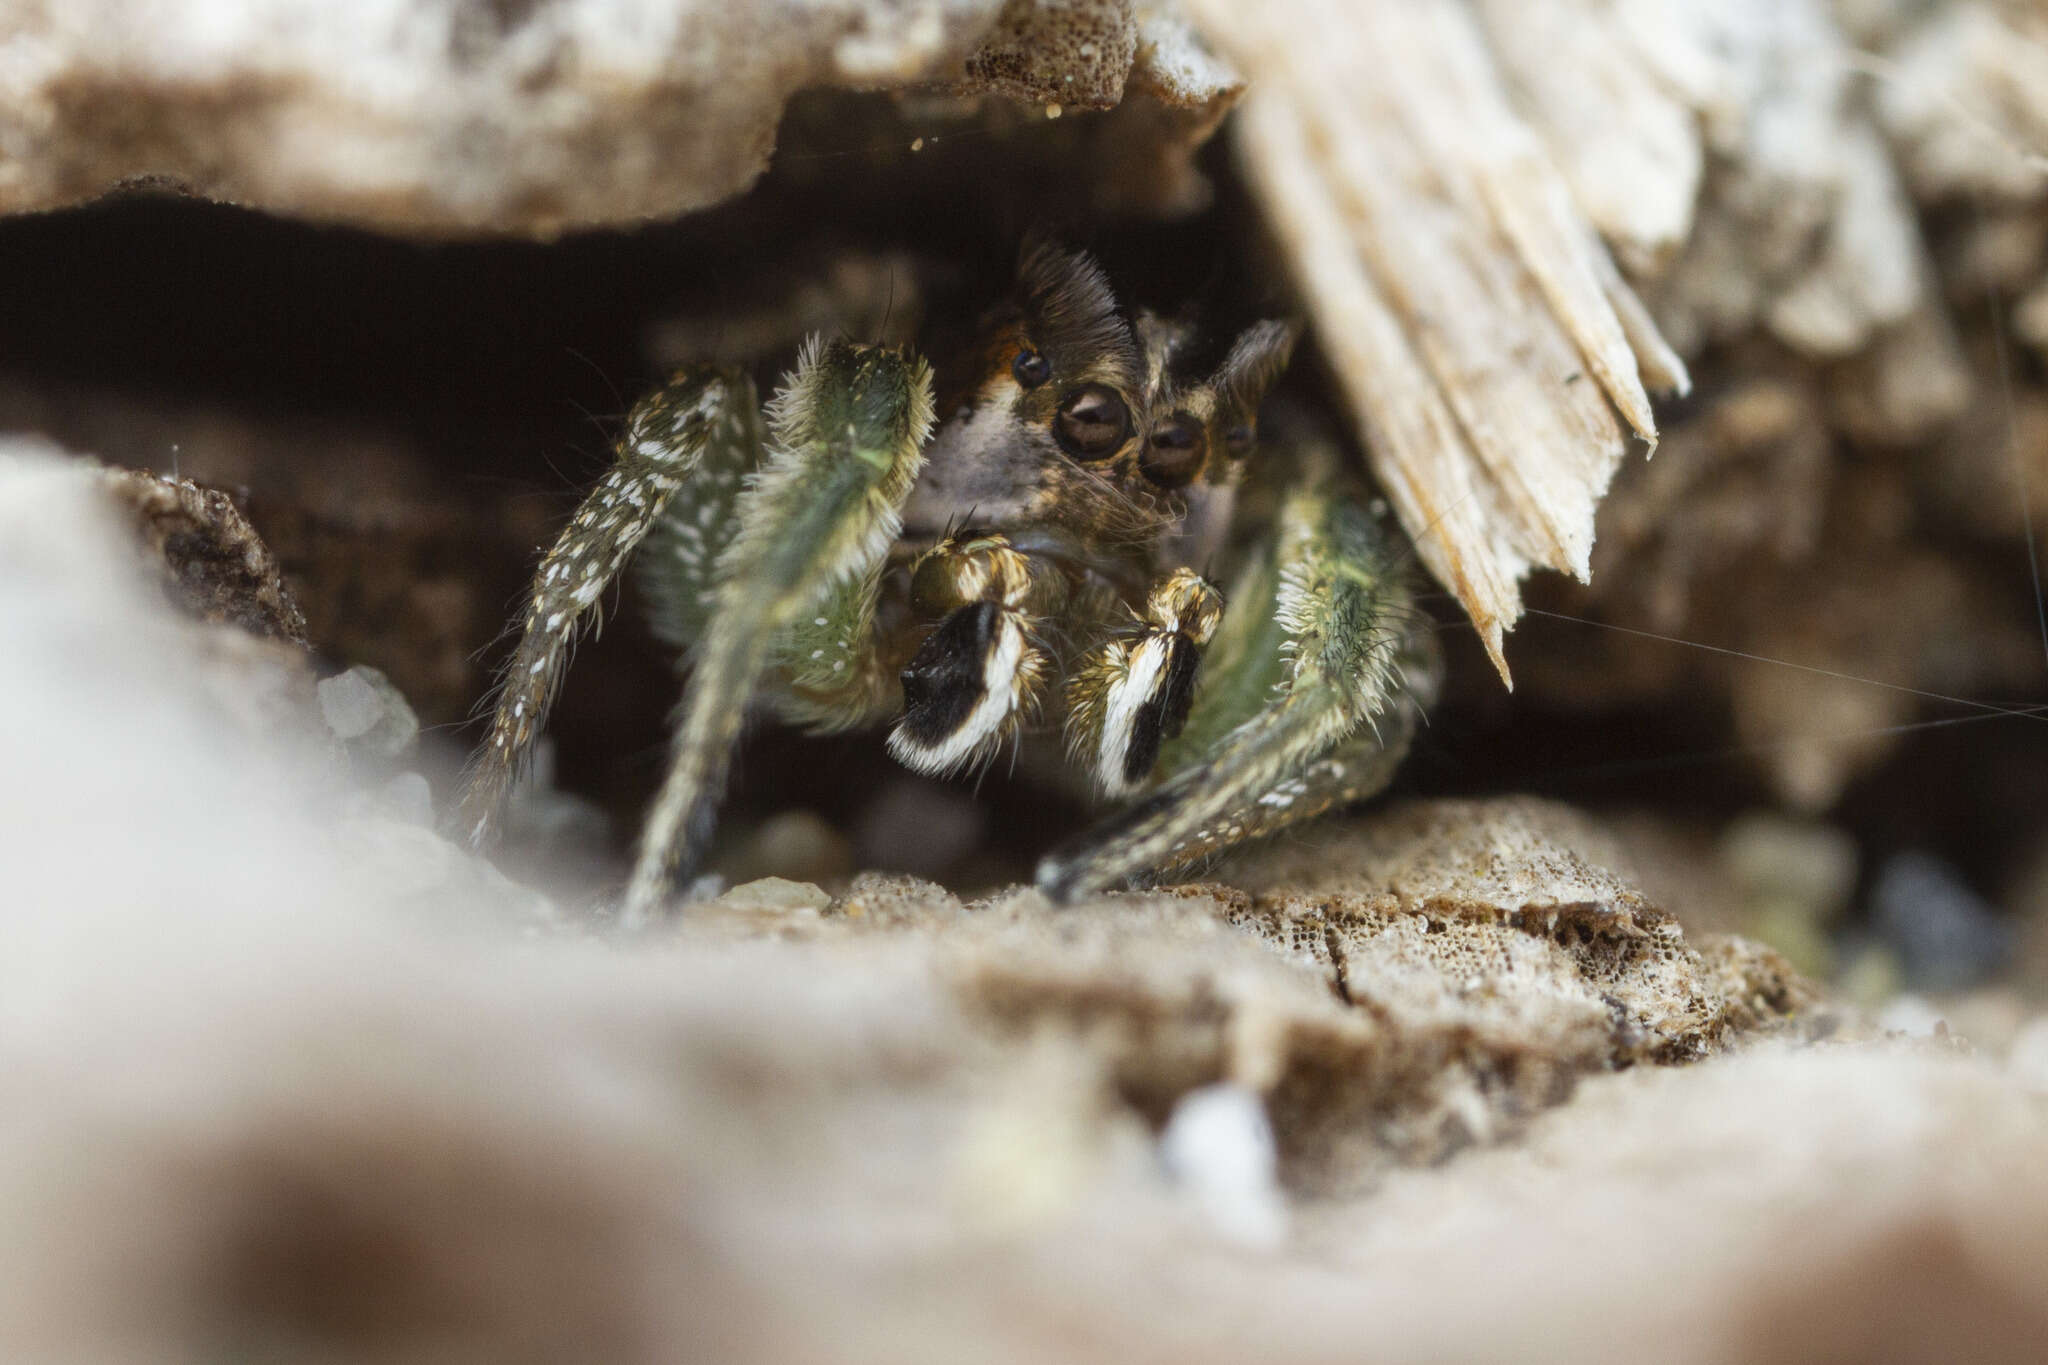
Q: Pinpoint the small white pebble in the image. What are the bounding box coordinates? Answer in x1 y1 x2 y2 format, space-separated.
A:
379 771 434 827
1878 994 1947 1039
1158 1084 1287 1250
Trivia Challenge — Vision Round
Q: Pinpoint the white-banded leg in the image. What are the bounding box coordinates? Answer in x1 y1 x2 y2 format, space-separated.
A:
458 367 758 849
1065 568 1223 797
887 533 1057 777
1037 479 1436 903
621 339 934 924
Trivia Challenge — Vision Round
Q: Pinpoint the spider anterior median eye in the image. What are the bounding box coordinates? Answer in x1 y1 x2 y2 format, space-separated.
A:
1012 348 1052 388
1053 384 1130 461
1140 412 1205 487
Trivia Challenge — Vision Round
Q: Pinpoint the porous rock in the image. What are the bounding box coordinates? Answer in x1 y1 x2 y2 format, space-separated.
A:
87 460 320 746
0 0 1240 235
96 464 310 647
650 795 1822 1195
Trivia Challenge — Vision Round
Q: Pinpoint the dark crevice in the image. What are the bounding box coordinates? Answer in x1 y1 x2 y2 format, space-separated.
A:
1323 923 1354 1006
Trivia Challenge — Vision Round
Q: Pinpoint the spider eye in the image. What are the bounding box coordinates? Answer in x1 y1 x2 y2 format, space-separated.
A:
1012 348 1052 388
1052 385 1131 462
1224 423 1256 457
1140 412 1206 488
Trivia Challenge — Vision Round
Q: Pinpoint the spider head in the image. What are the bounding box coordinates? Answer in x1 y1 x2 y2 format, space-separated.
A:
900 246 1299 571
902 243 1151 551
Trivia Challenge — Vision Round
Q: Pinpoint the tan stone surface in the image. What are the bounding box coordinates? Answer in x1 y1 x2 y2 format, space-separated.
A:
3 445 2046 1362
0 0 1239 235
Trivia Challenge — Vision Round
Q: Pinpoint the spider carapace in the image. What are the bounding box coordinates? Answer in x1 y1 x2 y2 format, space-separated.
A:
458 243 1438 921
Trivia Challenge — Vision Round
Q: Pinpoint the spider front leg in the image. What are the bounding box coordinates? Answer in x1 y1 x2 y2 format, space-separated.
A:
1065 568 1224 797
458 366 759 849
886 533 1060 777
1036 476 1436 903
622 339 934 924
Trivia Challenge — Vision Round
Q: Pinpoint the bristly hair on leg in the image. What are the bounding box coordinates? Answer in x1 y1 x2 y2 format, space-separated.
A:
637 384 771 657
457 367 756 850
621 340 934 924
771 562 896 732
1037 477 1427 903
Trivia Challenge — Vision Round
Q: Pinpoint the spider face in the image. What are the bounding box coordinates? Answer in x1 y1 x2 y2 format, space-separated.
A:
459 244 1436 922
902 243 1149 552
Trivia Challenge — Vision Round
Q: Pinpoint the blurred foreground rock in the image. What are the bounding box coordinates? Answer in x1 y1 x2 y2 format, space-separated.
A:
6 443 2048 1362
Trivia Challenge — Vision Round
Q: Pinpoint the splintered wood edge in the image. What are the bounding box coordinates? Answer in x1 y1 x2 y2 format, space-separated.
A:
1188 0 1690 688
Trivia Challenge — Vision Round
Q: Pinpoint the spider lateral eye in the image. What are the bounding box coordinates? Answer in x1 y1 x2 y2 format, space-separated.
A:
1140 412 1206 488
1053 385 1131 462
1012 348 1052 388
1224 423 1255 457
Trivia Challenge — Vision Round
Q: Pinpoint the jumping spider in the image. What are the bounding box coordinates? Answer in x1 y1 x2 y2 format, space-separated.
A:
459 244 1438 920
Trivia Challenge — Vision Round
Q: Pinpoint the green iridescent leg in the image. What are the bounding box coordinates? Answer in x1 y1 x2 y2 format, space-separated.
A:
621 339 934 924
766 564 900 733
1036 473 1434 903
637 396 895 734
458 366 758 850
